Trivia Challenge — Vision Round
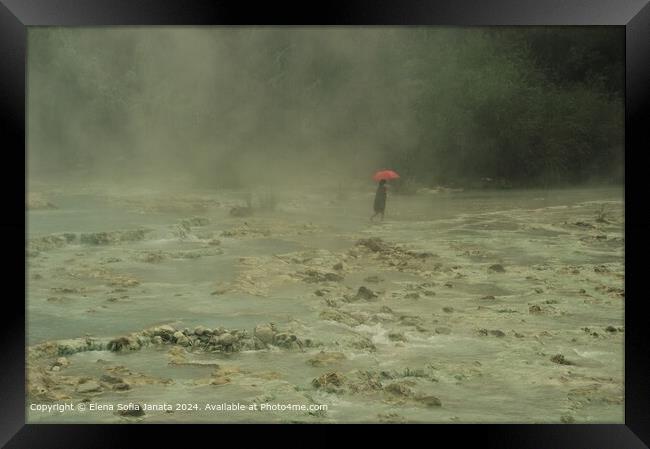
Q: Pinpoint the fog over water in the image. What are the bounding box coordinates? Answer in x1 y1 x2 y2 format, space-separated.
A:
26 28 624 424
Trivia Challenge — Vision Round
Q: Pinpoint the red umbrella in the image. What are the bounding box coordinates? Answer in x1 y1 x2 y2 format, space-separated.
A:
373 169 400 182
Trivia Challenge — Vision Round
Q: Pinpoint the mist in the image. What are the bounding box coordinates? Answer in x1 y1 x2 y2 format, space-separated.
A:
26 27 625 424
27 27 623 192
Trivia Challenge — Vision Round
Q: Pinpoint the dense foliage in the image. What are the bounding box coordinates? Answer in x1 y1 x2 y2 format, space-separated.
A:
28 28 623 188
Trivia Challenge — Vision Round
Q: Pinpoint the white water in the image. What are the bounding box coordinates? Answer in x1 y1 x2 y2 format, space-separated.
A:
26 186 624 423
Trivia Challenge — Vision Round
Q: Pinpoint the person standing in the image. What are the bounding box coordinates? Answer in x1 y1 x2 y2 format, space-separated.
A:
371 179 388 221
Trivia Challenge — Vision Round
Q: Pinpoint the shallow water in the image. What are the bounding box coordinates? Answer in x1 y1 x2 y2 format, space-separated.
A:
26 185 624 423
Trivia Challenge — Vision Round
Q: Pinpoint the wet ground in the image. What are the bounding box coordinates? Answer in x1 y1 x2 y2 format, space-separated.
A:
26 185 624 423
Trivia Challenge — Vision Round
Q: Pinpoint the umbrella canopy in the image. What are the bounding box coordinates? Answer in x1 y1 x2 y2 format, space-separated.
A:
373 169 400 182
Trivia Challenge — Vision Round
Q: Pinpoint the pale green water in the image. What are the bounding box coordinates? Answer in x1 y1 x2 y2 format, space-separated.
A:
26 186 624 423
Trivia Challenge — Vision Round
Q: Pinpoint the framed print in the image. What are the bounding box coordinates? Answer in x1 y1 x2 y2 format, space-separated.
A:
1 0 649 446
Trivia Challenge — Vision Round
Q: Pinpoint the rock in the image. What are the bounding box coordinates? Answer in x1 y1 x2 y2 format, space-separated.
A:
480 295 496 300
404 292 420 299
173 331 185 340
560 414 575 424
605 325 617 333
312 372 345 389
371 312 393 324
152 336 163 345
254 324 275 344
417 395 442 407
422 290 436 297
100 374 123 384
324 298 339 308
435 327 452 335
211 287 229 295
399 315 423 326
550 354 573 365
210 376 230 385
273 333 302 349
302 269 344 283
324 272 343 282
529 305 543 314
76 380 102 394
252 337 267 350
332 262 344 271
407 251 435 259
174 332 191 346
379 306 393 314
320 309 361 327
52 338 104 355
384 382 412 396
54 357 70 368
136 335 151 347
573 221 594 228
344 370 383 393
488 264 506 273
156 325 176 336
489 330 506 337
443 307 454 313
193 326 207 336
356 286 378 301
218 333 235 346
308 351 346 367
388 332 407 342
113 383 131 391
356 238 388 252
27 234 69 252
139 251 165 263
348 336 376 352
80 229 148 245
108 337 136 352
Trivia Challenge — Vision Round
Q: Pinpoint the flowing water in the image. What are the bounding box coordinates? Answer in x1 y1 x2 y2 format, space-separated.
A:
26 185 624 423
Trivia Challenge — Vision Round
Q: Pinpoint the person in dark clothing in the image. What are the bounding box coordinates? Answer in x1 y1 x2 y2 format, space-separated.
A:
371 179 388 221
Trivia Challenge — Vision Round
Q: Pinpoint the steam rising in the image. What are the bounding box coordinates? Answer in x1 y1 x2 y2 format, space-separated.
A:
27 27 623 191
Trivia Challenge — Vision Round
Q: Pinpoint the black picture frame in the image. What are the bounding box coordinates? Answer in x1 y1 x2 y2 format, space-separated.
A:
2 0 649 446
